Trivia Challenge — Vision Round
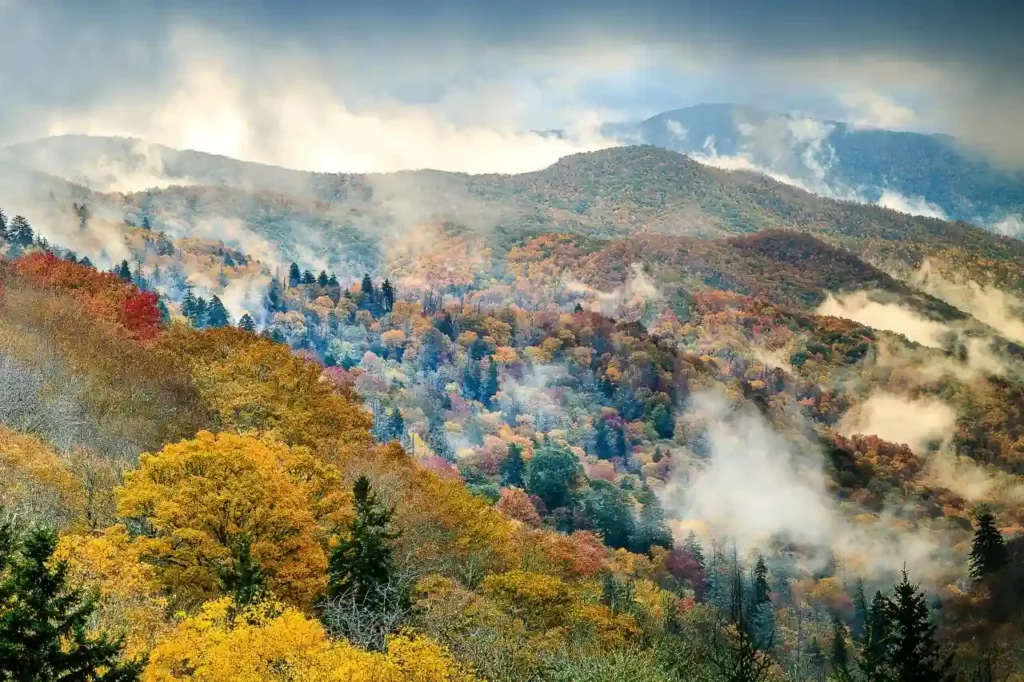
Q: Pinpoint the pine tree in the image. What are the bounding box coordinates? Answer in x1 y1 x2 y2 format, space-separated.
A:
181 289 199 322
317 270 330 287
0 208 7 240
80 256 93 269
858 590 891 682
327 477 400 604
388 408 405 444
218 539 267 607
361 273 375 297
501 443 525 487
969 511 1008 581
683 531 705 569
0 519 142 680
141 215 151 230
830 612 850 677
302 270 316 285
631 485 673 554
238 313 257 333
381 279 395 312
751 555 770 606
204 295 231 328
117 260 132 282
851 579 869 645
481 358 500 408
288 263 302 288
747 555 775 650
8 215 34 248
265 278 286 313
328 273 339 287
882 570 954 682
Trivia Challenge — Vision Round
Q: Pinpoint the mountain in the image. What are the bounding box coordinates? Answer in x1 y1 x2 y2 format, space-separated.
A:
599 103 1024 231
2 135 1024 680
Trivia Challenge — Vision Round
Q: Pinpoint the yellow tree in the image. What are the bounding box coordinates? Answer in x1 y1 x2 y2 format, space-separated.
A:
116 431 329 607
144 597 475 682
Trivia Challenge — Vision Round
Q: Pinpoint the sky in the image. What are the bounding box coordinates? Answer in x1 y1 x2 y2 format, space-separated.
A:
0 0 1021 173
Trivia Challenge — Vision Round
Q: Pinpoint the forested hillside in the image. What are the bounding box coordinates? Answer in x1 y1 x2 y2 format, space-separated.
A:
1 140 1023 680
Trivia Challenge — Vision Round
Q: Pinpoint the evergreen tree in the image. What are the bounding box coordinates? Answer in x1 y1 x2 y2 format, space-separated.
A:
858 590 891 682
80 256 93 269
0 208 7 240
265 278 286 313
381 279 395 313
683 531 705 569
8 215 34 248
747 555 775 650
501 442 525 487
302 269 316 285
462 362 482 402
141 215 151 230
0 519 142 680
969 511 1009 581
361 273 375 297
218 539 267 608
851 579 870 645
156 298 171 325
155 232 174 256
117 260 132 282
238 313 257 333
181 289 199 322
328 274 339 287
387 408 405 444
830 613 850 677
882 571 954 682
317 270 330 287
425 413 455 461
630 485 673 554
481 358 500 408
326 476 400 604
288 263 302 288
204 295 231 328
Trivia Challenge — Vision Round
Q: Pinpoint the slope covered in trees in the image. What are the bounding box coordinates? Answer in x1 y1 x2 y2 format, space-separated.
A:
1 138 1024 680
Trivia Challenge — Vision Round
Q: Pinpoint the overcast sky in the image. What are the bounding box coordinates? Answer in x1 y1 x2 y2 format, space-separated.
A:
1 0 1021 172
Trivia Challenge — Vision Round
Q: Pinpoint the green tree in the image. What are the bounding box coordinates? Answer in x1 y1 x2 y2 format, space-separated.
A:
527 442 582 511
117 260 132 282
501 442 525 487
631 485 673 554
317 270 330 287
858 590 890 682
582 480 635 550
288 263 301 288
204 295 231 328
381 279 395 312
326 477 401 608
7 215 33 248
302 270 316 285
969 511 1008 581
0 519 142 680
882 570 954 682
481 358 499 408
851 579 869 645
238 313 257 333
683 531 705 569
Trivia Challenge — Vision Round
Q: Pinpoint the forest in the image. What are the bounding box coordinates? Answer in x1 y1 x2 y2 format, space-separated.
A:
1 163 1023 682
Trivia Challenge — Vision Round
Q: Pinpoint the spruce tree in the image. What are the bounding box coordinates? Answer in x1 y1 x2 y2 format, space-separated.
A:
482 358 500 408
302 270 315 285
388 408 405 444
830 612 850 677
8 215 33 248
683 531 705 569
969 511 1008 581
631 485 673 554
204 295 231 328
851 579 869 645
265 279 286 313
181 289 198 321
238 313 257 333
381 279 395 312
288 263 302 288
747 555 775 650
80 256 93 269
882 570 954 682
858 590 891 682
501 442 525 487
317 270 330 287
328 274 339 287
0 520 142 680
117 260 132 282
326 476 399 604
0 208 7 240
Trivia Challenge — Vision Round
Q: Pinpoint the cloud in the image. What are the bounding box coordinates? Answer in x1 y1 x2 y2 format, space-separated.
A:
876 191 947 220
1 0 1023 169
838 90 917 130
660 391 948 578
837 392 956 454
912 260 1024 345
816 291 949 348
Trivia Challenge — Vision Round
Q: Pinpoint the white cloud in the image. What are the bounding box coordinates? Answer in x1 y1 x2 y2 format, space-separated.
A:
838 90 917 130
877 190 947 220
